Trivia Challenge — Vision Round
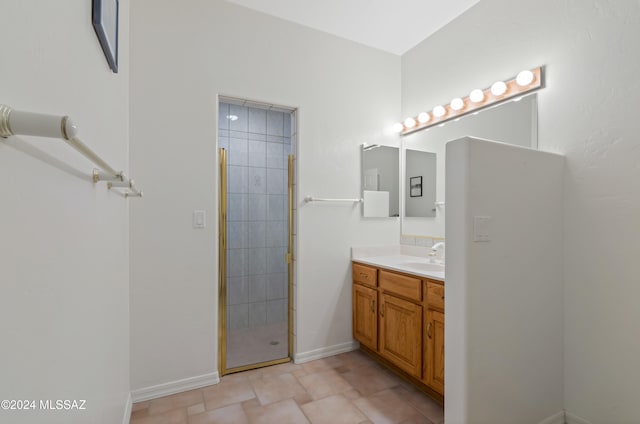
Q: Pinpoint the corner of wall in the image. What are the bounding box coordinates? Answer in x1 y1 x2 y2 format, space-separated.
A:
122 392 133 424
565 411 594 424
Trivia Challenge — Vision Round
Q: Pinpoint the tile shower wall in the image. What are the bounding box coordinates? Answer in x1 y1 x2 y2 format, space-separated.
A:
220 102 293 331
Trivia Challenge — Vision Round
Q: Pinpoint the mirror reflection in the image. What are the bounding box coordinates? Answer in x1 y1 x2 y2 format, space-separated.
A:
405 150 436 217
361 145 399 217
401 94 538 237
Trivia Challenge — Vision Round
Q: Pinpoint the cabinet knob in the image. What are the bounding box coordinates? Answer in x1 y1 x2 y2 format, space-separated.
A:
370 299 375 313
381 303 385 317
427 322 433 339
359 273 368 279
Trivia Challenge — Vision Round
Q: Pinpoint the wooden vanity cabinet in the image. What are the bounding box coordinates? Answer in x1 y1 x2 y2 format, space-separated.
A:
352 263 378 351
379 292 422 377
353 283 378 350
423 281 445 393
353 262 377 287
378 270 423 378
352 261 445 400
425 308 445 393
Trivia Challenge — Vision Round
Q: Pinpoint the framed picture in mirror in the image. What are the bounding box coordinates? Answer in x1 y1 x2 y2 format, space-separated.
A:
410 176 422 197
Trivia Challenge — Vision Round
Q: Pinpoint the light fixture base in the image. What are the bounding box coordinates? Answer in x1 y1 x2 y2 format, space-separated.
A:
399 66 543 136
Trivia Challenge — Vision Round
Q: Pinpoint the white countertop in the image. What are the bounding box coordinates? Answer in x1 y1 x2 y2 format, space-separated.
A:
351 245 445 282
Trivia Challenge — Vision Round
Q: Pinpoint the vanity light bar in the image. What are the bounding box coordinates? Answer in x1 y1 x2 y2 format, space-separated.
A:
396 66 543 136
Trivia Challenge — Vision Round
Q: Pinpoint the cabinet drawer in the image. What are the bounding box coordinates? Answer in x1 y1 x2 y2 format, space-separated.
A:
379 270 421 302
352 262 377 287
426 281 445 310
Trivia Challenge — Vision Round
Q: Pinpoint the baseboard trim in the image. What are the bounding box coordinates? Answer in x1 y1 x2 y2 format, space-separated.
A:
293 340 359 364
565 411 594 424
538 411 565 424
122 392 132 424
131 372 220 403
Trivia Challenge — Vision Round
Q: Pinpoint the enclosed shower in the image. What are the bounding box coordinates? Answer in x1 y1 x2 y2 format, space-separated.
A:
218 98 295 374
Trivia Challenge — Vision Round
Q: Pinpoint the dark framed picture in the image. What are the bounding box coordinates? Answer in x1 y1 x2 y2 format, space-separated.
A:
410 176 422 197
92 0 119 73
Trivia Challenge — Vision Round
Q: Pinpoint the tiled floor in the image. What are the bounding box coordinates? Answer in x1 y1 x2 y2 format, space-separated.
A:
226 322 288 369
130 350 444 424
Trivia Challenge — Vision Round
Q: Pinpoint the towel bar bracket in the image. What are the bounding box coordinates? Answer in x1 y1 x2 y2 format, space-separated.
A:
1 103 142 199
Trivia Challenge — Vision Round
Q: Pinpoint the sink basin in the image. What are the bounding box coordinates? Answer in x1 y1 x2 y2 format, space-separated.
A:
400 262 445 273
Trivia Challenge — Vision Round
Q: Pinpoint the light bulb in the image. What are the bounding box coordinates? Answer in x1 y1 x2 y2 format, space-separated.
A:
404 117 417 128
417 112 431 124
392 122 404 133
491 81 507 96
433 105 446 118
450 98 464 111
516 70 534 86
469 89 484 103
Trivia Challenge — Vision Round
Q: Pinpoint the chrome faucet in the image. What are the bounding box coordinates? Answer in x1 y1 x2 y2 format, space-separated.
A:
429 242 445 257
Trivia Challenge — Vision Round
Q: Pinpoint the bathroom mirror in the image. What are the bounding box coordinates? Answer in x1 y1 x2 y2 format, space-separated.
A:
401 94 538 237
405 150 436 217
361 145 399 217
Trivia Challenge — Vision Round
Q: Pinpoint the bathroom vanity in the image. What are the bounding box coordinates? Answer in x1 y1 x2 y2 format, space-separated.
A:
351 249 445 403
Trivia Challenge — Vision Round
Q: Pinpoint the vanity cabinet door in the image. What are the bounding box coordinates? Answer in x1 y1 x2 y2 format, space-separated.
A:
379 293 422 378
353 283 378 350
425 309 445 394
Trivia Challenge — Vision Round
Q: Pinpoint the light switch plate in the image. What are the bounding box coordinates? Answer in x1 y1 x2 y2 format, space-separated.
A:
193 210 206 229
473 216 491 242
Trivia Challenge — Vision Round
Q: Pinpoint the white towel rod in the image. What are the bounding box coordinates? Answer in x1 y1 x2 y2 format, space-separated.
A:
0 104 142 198
304 196 362 203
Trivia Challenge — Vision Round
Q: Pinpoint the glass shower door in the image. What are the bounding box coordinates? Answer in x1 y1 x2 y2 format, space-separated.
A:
218 100 294 374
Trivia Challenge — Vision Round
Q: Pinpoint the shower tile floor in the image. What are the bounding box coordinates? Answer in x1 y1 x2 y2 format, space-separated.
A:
226 322 288 369
130 349 444 424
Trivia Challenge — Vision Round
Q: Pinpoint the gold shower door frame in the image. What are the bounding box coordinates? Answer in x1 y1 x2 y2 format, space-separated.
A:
218 148 294 375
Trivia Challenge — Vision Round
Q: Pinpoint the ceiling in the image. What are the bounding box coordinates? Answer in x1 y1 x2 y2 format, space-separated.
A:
224 0 480 55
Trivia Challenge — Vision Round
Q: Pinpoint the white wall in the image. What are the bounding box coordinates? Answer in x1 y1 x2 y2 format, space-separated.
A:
0 1 131 423
446 137 564 424
129 0 400 391
403 1 640 422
